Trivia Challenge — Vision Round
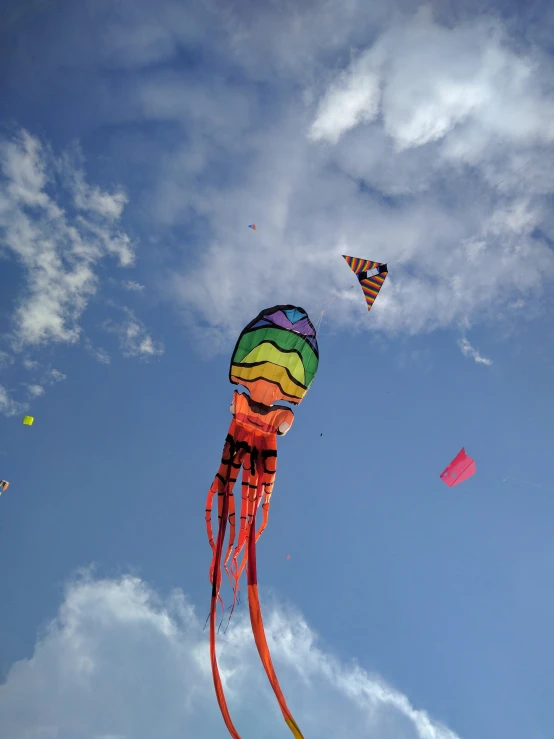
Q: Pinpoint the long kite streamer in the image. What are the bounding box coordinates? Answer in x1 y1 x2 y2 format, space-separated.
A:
206 305 318 738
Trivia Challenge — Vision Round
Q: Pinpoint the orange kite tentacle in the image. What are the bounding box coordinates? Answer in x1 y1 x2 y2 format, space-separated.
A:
230 445 259 590
205 431 238 620
224 445 256 623
208 432 248 739
233 439 276 585
222 449 246 596
255 443 277 544
205 430 235 560
227 446 254 579
246 470 305 739
209 473 242 739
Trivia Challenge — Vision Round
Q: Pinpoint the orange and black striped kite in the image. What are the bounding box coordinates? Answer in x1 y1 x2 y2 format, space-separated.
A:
343 254 388 311
205 305 318 739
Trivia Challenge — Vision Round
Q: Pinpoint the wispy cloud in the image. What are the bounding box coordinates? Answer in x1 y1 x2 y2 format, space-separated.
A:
0 129 135 348
104 308 164 359
84 338 111 365
123 280 146 292
128 5 554 350
458 337 492 365
47 368 67 384
0 352 14 368
0 386 21 417
0 364 67 417
0 573 462 739
26 384 44 398
309 9 554 152
4 2 554 361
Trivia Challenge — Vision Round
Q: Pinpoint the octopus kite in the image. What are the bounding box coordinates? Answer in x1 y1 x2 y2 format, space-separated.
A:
205 305 319 739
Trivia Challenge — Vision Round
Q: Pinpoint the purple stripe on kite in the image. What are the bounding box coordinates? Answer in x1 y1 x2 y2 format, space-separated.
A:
267 311 295 330
267 312 315 336
288 318 315 336
251 315 316 340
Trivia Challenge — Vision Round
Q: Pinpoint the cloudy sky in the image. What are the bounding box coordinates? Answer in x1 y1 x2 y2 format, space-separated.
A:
1 1 554 737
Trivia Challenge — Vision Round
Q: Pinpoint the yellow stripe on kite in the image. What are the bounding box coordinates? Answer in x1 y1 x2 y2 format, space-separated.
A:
239 342 305 385
230 363 305 400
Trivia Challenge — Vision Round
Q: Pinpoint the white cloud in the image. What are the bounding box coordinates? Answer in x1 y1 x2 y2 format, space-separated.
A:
122 280 146 292
0 130 135 348
0 574 462 739
0 386 21 417
26 384 44 397
65 160 129 222
458 337 492 365
133 8 554 351
310 10 554 153
44 368 67 384
509 299 525 310
84 338 111 365
0 352 14 368
309 50 383 145
5 4 554 358
105 309 164 359
0 364 67 416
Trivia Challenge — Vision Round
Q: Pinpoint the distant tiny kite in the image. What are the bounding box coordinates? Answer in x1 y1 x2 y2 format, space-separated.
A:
248 224 256 231
23 416 34 426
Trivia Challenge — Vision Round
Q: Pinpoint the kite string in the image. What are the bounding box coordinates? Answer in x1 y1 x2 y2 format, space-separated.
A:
315 284 356 332
486 155 540 193
502 476 551 492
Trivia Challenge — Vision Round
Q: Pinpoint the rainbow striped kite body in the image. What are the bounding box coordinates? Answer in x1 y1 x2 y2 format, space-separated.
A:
229 305 319 406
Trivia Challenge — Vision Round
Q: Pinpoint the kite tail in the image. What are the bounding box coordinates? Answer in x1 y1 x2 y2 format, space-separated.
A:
209 478 243 739
228 447 258 619
226 459 253 615
503 476 550 491
246 479 305 739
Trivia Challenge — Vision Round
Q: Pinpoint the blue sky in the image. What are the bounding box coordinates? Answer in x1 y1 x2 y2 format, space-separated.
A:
1 1 554 738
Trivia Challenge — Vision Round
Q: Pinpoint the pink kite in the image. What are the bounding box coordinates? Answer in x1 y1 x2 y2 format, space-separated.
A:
440 448 476 487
